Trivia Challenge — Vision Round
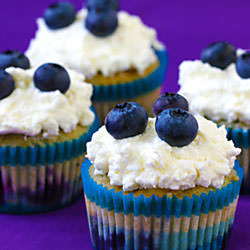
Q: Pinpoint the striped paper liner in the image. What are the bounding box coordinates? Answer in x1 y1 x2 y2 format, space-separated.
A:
0 108 99 213
81 159 243 249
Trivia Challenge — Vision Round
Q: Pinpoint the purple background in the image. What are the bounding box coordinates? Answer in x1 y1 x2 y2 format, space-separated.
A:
0 0 250 249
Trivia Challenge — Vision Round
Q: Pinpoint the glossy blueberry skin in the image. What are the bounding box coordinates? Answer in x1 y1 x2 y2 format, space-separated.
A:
0 50 30 70
155 108 198 147
153 92 189 116
236 52 250 79
86 9 118 37
105 102 148 139
44 2 76 30
0 70 15 100
86 0 119 12
34 63 70 94
201 41 236 70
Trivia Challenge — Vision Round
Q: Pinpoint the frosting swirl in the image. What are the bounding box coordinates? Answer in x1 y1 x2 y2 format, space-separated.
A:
178 54 250 126
0 66 94 137
87 116 240 191
26 9 163 78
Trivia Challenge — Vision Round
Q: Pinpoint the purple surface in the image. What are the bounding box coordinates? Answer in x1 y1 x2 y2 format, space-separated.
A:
0 0 250 249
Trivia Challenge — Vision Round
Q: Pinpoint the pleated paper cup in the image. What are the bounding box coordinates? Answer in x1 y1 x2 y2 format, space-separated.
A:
81 159 243 250
0 109 99 214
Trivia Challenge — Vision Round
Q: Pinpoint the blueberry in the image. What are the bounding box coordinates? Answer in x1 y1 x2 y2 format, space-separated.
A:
155 108 198 147
0 50 30 70
44 2 76 30
0 70 15 100
201 41 236 70
236 52 250 79
105 102 148 139
86 9 118 37
153 92 189 116
86 0 119 12
34 63 70 93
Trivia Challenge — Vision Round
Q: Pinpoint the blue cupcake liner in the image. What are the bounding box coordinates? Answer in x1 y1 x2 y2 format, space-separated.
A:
93 49 168 102
82 159 242 249
0 108 99 213
86 217 233 250
81 159 243 218
0 107 99 166
226 127 250 148
0 155 85 213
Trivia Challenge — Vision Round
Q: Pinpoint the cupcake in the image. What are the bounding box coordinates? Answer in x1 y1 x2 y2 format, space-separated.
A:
0 52 99 213
178 41 250 193
82 100 242 250
26 1 168 123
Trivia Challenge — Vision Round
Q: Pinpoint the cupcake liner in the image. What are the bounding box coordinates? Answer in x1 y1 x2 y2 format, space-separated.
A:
0 156 83 213
81 159 243 250
85 195 237 250
93 49 168 102
93 87 161 124
0 108 99 213
226 127 250 194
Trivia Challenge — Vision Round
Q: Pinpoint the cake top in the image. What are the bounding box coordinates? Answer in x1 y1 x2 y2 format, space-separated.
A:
87 99 240 192
179 42 250 126
26 2 163 78
0 62 94 137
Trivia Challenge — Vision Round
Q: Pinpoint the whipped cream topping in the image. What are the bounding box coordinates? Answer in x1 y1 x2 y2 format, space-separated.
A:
179 57 250 126
87 116 240 191
26 9 163 78
0 67 94 137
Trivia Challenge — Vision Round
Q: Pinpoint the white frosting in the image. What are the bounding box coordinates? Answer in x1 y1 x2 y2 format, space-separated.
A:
179 57 250 126
26 9 163 78
0 67 94 137
87 116 240 191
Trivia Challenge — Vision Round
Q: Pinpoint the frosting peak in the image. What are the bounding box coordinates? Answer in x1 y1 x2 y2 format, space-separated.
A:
0 67 94 137
87 116 240 191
